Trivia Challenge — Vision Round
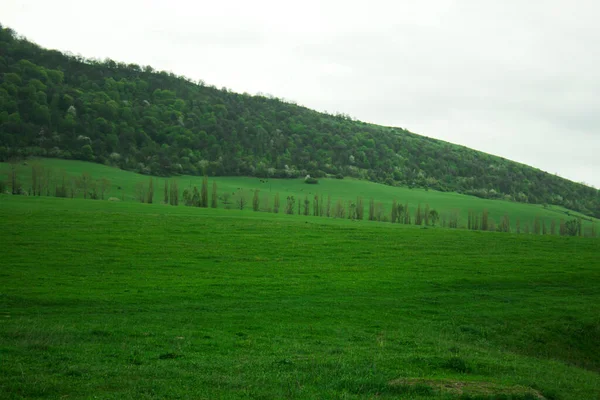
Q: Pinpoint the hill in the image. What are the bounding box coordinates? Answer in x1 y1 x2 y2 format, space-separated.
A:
0 23 598 217
1 195 599 398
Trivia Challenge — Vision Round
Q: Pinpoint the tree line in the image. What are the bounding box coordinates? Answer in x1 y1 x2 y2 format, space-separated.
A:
3 159 596 238
4 159 114 200
132 176 596 238
1 24 599 218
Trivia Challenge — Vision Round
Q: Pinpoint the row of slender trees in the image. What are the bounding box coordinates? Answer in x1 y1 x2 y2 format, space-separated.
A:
3 161 113 200
3 161 595 238
467 209 585 237
133 177 595 237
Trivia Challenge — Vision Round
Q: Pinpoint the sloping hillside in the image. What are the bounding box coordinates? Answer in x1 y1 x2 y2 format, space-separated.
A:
0 24 598 217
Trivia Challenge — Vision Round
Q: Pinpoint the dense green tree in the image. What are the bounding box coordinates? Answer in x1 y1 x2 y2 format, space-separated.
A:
396 203 405 224
8 158 20 195
55 170 68 198
147 177 154 204
481 209 489 231
99 177 110 200
237 189 247 210
201 175 208 207
78 172 92 200
262 192 270 212
192 186 201 207
533 216 541 235
285 195 294 215
448 210 459 229
404 203 411 225
542 221 547 235
499 214 510 233
415 204 423 226
429 209 439 226
347 200 354 220
273 193 280 214
81 145 94 161
303 195 310 216
253 190 260 212
355 197 364 220
374 201 384 221
182 188 191 205
211 181 218 208
334 198 345 218
565 219 581 237
319 194 324 217
169 180 179 206
164 180 169 204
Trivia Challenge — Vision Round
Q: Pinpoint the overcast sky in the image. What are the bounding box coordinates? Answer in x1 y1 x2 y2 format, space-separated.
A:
3 0 599 187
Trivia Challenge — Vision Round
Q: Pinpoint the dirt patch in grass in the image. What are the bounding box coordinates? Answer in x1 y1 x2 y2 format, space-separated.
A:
389 378 546 399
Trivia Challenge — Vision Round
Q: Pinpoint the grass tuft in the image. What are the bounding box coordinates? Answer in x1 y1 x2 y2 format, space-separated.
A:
158 352 181 360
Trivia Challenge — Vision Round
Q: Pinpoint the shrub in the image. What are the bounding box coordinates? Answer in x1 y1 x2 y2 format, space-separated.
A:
335 173 344 179
442 357 471 373
304 177 318 184
565 218 581 236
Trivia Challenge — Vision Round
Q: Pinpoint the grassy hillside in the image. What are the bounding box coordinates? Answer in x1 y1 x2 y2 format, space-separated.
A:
1 195 599 399
1 158 596 235
1 24 599 218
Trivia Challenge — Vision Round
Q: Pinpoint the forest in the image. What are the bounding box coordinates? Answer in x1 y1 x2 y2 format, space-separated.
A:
1 23 598 217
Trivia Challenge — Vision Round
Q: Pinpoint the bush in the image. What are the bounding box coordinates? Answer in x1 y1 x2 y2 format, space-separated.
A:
565 219 581 236
304 177 319 184
442 356 471 373
335 173 344 179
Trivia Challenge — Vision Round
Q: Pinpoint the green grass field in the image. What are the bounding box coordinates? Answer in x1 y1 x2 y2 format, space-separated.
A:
1 195 599 399
1 158 596 234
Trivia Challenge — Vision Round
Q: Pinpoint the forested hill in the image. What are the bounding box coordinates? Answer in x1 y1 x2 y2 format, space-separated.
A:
1 24 598 217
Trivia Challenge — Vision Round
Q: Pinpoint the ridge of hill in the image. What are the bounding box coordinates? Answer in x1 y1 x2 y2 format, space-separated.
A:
0 23 598 217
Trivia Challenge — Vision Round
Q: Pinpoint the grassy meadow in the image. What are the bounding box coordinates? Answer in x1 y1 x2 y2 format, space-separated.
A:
1 158 596 235
1 195 599 399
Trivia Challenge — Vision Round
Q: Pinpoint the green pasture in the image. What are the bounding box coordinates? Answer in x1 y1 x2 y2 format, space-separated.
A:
0 195 599 399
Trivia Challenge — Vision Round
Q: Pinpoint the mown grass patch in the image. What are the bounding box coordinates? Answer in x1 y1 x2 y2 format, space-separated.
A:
390 378 546 399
